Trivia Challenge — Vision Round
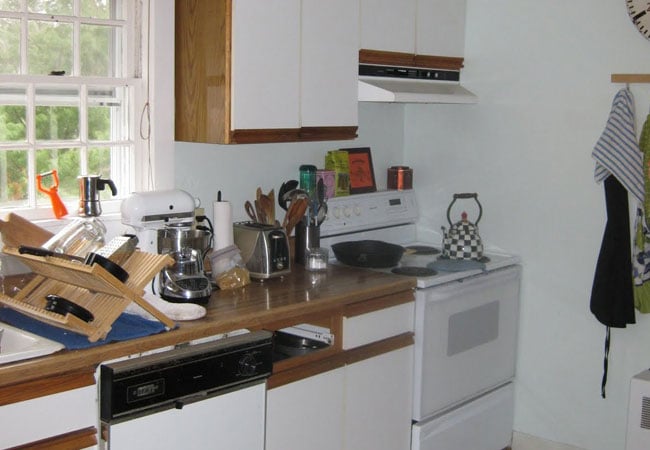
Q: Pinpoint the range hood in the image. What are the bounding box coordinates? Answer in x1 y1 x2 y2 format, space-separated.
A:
358 64 477 104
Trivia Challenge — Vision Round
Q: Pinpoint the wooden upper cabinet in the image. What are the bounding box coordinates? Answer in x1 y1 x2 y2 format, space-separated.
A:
359 0 466 69
175 0 359 144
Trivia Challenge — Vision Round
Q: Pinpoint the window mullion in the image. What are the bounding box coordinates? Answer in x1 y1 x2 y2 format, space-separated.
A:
80 84 88 174
20 11 27 75
26 83 36 208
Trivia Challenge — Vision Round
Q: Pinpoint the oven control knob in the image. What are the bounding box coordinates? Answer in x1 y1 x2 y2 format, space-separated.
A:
353 205 361 216
333 206 342 219
238 352 260 376
343 206 352 217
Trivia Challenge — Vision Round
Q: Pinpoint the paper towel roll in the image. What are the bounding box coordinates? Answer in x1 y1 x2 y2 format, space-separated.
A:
213 201 234 251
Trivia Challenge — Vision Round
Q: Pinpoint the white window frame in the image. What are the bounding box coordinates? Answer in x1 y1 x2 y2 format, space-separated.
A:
0 0 174 225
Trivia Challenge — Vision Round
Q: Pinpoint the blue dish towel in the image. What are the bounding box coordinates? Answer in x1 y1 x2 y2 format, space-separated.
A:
0 307 171 350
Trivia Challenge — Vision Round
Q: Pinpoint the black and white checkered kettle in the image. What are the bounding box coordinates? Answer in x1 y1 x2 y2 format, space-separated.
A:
441 193 484 260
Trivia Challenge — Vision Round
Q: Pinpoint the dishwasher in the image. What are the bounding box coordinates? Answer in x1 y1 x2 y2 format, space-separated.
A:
98 330 273 450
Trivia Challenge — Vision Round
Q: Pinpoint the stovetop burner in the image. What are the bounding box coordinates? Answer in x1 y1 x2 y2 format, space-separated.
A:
404 245 440 255
391 266 438 277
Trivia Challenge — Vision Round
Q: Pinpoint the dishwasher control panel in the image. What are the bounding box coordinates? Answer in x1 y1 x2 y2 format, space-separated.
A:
100 330 273 422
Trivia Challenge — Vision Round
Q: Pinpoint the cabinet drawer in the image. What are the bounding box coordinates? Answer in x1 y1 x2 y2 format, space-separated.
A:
343 302 414 349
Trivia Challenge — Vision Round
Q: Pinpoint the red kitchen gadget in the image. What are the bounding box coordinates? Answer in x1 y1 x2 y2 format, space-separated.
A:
36 169 68 219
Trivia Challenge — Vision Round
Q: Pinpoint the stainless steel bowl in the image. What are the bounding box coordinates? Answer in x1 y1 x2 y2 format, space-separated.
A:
157 226 211 255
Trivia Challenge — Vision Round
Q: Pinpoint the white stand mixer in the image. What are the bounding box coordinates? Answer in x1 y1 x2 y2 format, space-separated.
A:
121 190 212 304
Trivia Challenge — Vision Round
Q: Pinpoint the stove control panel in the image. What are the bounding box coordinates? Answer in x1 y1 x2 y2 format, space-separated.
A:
321 190 418 237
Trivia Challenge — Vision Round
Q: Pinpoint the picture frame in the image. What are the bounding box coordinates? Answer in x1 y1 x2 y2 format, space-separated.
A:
344 147 377 194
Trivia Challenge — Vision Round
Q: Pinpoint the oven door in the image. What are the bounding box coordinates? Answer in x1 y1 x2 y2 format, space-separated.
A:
412 265 521 421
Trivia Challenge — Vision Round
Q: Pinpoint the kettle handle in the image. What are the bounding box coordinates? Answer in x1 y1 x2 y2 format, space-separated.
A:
446 193 483 225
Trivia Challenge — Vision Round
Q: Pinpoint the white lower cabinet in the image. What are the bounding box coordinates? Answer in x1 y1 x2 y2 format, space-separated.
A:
266 346 414 450
266 367 345 450
344 346 414 450
0 384 97 449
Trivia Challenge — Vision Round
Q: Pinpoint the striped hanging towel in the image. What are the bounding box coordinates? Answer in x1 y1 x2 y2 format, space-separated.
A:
590 87 642 398
593 88 644 205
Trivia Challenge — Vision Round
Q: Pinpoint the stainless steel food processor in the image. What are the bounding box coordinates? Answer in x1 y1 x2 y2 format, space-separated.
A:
121 190 213 304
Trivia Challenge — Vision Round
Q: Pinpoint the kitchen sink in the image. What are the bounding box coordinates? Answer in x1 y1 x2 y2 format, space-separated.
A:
0 322 64 365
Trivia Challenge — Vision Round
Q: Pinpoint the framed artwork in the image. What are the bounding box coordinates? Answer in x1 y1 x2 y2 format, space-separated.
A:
345 147 377 194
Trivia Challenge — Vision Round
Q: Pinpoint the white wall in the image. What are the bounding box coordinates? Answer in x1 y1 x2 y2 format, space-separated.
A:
404 1 650 449
174 103 405 221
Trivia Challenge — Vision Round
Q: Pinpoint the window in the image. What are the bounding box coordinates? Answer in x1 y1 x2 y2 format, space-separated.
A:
0 0 147 219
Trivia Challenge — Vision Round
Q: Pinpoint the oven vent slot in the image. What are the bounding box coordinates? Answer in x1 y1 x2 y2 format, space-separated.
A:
641 397 650 430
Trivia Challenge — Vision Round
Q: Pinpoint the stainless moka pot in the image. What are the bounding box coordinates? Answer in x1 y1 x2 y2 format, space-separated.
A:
78 175 117 217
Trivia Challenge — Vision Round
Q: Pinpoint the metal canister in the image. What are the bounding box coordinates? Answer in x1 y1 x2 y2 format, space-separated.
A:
387 166 413 190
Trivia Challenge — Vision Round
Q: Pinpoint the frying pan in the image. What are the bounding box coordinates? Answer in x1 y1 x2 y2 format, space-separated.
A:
331 240 405 268
18 245 129 283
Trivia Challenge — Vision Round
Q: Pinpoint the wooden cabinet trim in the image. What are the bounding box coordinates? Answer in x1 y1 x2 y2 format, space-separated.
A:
230 128 301 144
0 370 95 406
359 49 464 71
344 332 413 365
268 355 346 390
9 426 97 450
299 126 358 142
229 126 357 144
343 290 414 318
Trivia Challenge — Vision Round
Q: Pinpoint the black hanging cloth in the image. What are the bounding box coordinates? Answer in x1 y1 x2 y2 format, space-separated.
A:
590 176 636 398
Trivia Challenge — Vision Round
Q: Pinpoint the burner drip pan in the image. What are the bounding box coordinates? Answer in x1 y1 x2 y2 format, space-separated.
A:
391 266 438 277
404 245 440 255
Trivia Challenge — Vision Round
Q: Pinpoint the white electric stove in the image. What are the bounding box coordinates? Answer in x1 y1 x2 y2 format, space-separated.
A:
320 190 521 450
319 189 520 288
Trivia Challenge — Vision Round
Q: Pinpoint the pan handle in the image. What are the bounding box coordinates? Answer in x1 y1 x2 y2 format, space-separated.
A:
45 294 94 323
18 245 83 262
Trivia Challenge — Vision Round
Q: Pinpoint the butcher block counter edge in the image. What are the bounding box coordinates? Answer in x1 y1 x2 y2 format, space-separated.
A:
0 265 415 403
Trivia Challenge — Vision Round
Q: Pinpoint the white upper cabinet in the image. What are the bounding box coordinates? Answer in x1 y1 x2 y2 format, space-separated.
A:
360 0 466 57
301 0 359 128
360 0 417 54
175 0 358 144
231 0 301 130
416 0 466 57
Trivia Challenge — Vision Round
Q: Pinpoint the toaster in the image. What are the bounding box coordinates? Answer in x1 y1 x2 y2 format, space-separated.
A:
233 222 291 279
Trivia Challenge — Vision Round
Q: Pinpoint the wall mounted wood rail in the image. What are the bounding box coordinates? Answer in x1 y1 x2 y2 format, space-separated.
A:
611 74 650 83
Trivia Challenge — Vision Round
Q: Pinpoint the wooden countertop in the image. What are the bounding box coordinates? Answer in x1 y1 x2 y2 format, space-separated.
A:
0 265 415 395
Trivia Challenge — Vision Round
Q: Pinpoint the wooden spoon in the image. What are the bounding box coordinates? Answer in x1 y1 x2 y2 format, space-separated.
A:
260 194 274 225
283 198 308 236
267 189 275 225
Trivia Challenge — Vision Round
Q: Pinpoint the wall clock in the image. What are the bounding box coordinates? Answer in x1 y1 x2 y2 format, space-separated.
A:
627 0 650 39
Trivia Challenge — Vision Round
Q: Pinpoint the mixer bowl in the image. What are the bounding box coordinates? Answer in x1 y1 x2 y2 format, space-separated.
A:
157 225 211 255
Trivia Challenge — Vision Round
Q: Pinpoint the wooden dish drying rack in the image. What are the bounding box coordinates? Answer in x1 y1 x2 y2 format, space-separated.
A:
0 246 176 342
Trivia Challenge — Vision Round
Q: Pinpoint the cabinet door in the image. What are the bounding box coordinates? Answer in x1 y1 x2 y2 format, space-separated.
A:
359 0 416 53
231 0 301 130
416 0 466 57
301 0 359 128
344 346 414 450
0 385 96 449
266 367 345 450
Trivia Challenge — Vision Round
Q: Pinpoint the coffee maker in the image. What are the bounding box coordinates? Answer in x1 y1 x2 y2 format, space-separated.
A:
121 190 212 304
